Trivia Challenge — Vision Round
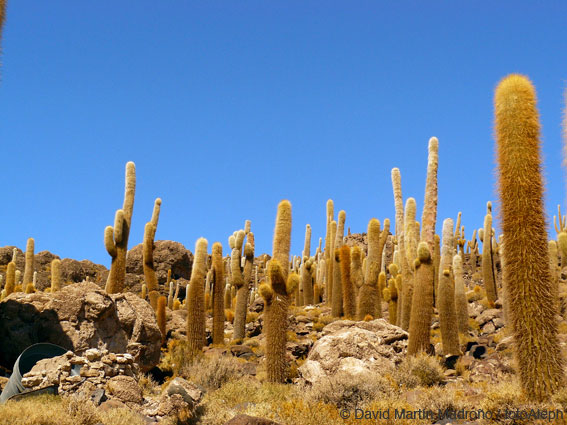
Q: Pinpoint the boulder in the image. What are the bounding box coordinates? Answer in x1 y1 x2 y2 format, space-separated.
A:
299 319 407 385
225 415 282 425
0 282 161 372
126 240 193 284
164 377 202 409
106 375 143 404
60 258 107 284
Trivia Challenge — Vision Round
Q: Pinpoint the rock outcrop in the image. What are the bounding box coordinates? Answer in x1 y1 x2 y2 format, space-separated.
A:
0 282 161 372
299 319 408 385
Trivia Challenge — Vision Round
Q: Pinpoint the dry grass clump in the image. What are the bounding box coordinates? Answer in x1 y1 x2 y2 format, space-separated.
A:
245 312 259 323
0 394 145 425
180 353 244 391
138 373 161 396
160 339 194 374
392 354 446 388
304 370 392 410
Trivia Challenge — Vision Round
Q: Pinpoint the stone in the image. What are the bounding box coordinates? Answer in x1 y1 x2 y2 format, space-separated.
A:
248 298 264 313
298 319 407 385
496 336 514 352
106 375 143 404
164 377 202 409
476 308 500 326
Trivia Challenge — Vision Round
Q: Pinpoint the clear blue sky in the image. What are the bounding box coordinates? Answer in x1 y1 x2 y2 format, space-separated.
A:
1 2 567 265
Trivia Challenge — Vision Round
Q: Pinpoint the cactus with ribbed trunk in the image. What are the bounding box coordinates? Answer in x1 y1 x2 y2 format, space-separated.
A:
495 74 565 401
23 238 34 287
453 254 469 335
167 281 174 309
400 198 417 330
105 162 136 294
554 206 567 268
339 245 355 318
212 242 225 345
331 211 346 316
481 210 498 303
187 238 208 354
157 295 167 346
391 168 406 323
350 245 364 298
365 218 388 319
437 218 460 355
407 137 439 354
468 229 479 275
5 261 15 296
327 220 337 308
144 198 162 309
385 276 398 325
233 232 254 342
301 224 314 304
260 200 297 383
51 259 62 292
324 200 334 305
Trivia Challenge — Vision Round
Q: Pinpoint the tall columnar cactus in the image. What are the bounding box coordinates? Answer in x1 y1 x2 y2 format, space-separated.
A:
233 232 254 342
453 254 469 335
339 245 355 319
212 242 225 345
400 198 417 330
331 211 346 316
327 220 337 307
481 209 498 303
301 224 314 305
324 200 334 304
105 162 136 294
144 198 162 309
495 74 564 401
187 238 208 354
260 200 298 383
5 261 15 296
384 275 398 325
437 218 460 355
554 206 567 268
468 229 479 274
350 245 364 298
549 240 560 311
51 259 62 293
391 168 406 325
157 295 167 346
23 238 34 287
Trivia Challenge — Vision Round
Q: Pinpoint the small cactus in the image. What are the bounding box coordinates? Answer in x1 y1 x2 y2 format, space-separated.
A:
23 238 35 287
51 259 62 293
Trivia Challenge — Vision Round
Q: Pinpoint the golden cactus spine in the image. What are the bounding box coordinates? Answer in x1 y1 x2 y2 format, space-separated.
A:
157 295 167 346
495 74 564 401
385 276 397 325
23 238 34 287
144 198 162 309
260 200 296 383
51 259 62 292
350 245 364 298
331 211 346 316
105 161 136 294
365 218 387 319
324 200 334 304
339 245 355 319
186 238 208 354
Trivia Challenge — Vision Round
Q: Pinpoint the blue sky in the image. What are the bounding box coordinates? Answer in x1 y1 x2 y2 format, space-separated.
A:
1 1 567 265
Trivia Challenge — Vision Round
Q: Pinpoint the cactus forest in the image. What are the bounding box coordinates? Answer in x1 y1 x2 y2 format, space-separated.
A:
3 3 567 425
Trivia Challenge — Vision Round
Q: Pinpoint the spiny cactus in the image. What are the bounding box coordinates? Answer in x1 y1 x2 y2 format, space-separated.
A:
51 259 62 293
453 254 469 335
233 232 254 342
211 242 225 345
301 224 314 305
105 162 136 294
407 137 439 354
260 200 297 383
385 275 398 325
157 295 167 346
326 220 337 307
141 283 147 299
5 261 15 296
331 211 346 316
437 218 460 356
365 218 387 319
339 245 355 319
495 74 564 401
481 209 498 303
144 198 162 309
23 238 34 287
350 245 364 298
187 238 208 354
400 197 417 330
